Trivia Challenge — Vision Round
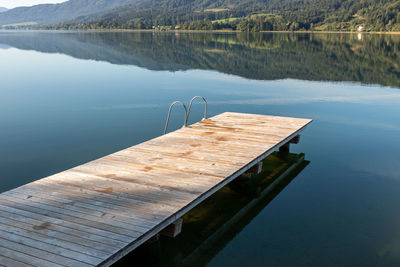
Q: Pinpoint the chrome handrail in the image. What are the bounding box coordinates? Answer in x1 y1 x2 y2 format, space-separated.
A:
185 96 207 126
164 101 188 135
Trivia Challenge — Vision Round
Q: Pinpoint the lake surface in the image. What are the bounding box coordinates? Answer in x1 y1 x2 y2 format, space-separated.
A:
1 31 400 266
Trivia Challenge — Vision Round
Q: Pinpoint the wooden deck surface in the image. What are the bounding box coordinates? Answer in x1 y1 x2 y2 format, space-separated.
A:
0 112 311 266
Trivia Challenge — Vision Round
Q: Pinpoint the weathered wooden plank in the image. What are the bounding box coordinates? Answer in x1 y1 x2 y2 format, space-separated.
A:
0 208 121 253
131 144 250 165
188 123 301 140
0 201 130 246
0 255 31 267
98 155 230 180
115 148 242 170
198 120 309 135
142 136 272 159
33 179 171 221
0 245 59 267
2 191 150 234
0 228 100 266
0 237 85 267
78 158 221 187
69 163 217 195
16 181 169 224
36 177 184 217
217 112 311 124
64 170 197 204
178 126 287 144
6 186 167 229
0 194 142 240
0 216 110 259
38 170 196 205
7 182 176 224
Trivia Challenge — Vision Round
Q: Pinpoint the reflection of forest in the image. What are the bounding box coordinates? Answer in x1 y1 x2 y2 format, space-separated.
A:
1 32 399 87
115 152 309 267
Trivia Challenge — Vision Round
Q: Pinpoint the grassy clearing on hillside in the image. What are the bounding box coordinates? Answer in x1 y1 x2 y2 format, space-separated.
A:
204 8 229 12
212 17 240 23
1 21 37 28
212 13 281 24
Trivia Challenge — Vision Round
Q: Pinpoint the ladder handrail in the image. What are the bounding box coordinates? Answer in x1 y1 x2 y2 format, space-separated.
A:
164 101 188 135
185 96 207 126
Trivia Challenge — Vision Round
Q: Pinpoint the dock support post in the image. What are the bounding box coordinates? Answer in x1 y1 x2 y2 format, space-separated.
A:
290 135 300 144
146 234 160 244
161 218 183 238
248 162 263 175
279 135 300 153
239 161 263 180
279 143 290 153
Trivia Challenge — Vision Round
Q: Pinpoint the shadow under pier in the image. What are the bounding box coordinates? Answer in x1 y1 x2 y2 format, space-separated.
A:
115 151 310 267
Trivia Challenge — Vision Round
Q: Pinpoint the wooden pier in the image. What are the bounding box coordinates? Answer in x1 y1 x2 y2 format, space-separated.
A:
0 112 311 266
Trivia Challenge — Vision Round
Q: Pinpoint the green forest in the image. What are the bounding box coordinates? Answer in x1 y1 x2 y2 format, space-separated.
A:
46 0 400 32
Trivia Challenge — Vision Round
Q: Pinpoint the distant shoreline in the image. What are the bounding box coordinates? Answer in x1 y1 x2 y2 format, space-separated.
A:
62 29 400 34
262 30 400 34
2 28 400 34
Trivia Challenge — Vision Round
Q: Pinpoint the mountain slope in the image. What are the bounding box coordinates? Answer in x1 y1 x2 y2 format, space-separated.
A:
58 0 400 31
0 0 136 26
0 7 8 13
64 0 343 26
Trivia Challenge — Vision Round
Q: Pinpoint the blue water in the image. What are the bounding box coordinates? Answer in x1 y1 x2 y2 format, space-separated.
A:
1 31 400 266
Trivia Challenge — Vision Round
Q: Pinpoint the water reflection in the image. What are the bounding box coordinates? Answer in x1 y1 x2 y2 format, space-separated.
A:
0 31 399 87
115 151 309 267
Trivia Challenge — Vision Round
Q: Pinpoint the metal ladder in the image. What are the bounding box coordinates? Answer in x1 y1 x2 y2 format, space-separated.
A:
163 96 207 135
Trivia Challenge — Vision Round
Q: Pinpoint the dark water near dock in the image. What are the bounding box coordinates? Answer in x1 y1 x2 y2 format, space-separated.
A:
1 31 400 266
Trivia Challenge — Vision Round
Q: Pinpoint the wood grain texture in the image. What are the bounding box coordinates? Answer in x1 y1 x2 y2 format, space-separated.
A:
0 112 311 266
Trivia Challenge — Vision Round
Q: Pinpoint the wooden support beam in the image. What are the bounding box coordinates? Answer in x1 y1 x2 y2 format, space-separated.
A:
290 135 300 144
161 218 183 238
239 162 263 180
279 143 290 153
146 234 160 244
279 135 300 153
248 162 263 175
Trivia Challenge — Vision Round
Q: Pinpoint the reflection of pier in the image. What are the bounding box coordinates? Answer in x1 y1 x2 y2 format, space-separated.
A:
0 112 311 266
117 152 309 266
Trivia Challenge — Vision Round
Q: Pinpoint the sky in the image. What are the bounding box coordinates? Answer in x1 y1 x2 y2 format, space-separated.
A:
0 0 66 9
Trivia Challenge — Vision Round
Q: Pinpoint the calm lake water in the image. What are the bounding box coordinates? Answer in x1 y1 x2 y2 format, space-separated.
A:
1 31 400 266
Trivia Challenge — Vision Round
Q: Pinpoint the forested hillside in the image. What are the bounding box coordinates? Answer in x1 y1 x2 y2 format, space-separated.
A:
53 0 400 31
0 0 136 26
